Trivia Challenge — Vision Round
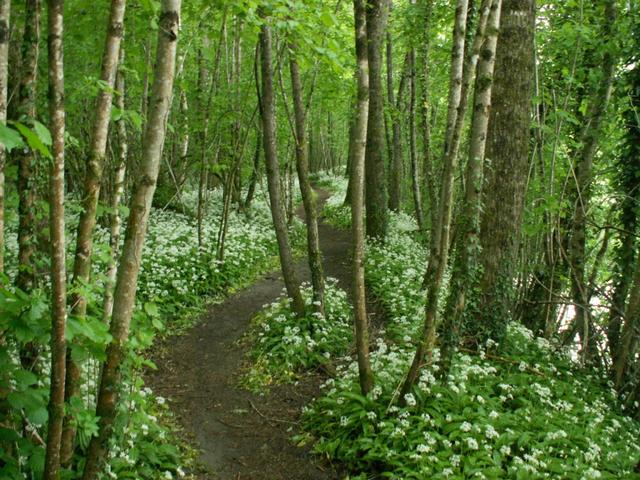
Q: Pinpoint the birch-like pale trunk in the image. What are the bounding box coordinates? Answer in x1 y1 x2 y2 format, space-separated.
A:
81 2 180 477
289 42 325 317
61 0 127 463
43 0 67 477
352 0 374 395
258 19 305 316
102 46 128 325
400 0 468 400
0 0 9 278
441 0 502 369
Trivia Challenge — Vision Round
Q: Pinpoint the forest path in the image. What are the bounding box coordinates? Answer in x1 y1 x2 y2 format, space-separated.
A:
147 189 368 479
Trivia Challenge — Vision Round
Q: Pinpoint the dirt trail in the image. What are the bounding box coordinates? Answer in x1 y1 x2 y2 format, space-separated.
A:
147 190 375 479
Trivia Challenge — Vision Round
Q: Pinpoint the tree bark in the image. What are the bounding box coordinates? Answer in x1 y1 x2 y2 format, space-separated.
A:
386 6 403 212
351 0 374 395
408 41 425 234
61 0 127 463
400 0 469 400
0 0 9 278
289 43 325 316
43 0 67 477
81 2 180 477
567 0 617 361
441 0 501 368
258 19 305 316
15 0 41 295
364 0 389 239
102 45 128 325
476 0 535 342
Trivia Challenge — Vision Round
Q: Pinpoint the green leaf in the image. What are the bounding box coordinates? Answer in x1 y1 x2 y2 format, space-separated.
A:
13 122 52 159
32 120 52 146
0 123 25 152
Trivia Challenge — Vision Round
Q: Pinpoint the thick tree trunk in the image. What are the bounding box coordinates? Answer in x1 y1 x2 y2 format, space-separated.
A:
0 0 9 278
614 251 640 388
61 0 126 463
364 0 389 239
400 0 469 400
289 43 325 317
43 0 67 477
102 46 128 325
15 0 40 295
258 19 305 316
81 2 180 477
441 0 501 368
351 0 375 395
476 0 535 342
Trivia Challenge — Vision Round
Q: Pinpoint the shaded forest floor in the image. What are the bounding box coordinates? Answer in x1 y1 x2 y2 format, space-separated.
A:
146 189 375 479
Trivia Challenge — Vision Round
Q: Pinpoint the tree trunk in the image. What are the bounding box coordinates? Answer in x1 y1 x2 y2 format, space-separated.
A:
476 0 535 343
566 0 616 361
399 0 469 400
386 15 403 212
289 43 325 317
441 0 501 369
408 42 425 235
351 0 374 395
0 0 9 278
43 0 67 477
81 2 180 477
258 19 305 316
102 45 128 325
15 0 41 295
61 0 126 463
364 0 389 239
614 250 640 388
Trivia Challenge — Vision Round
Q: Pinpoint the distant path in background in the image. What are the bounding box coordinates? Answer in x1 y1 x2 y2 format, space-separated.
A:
147 189 379 479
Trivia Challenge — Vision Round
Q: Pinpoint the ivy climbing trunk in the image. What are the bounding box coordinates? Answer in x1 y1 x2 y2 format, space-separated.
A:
364 0 389 239
15 0 40 296
81 2 180 477
289 42 325 317
352 0 374 395
61 0 127 464
43 0 67 477
258 18 305 316
0 0 9 279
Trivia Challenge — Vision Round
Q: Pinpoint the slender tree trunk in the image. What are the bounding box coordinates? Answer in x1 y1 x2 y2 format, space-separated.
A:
400 0 469 400
81 3 180 477
60 0 126 463
614 251 640 388
0 0 9 278
244 126 261 209
476 0 535 343
408 44 425 234
441 0 501 368
567 0 617 361
364 0 389 239
289 43 325 316
258 19 305 316
419 0 437 238
352 0 374 395
43 0 67 477
15 0 41 295
386 17 403 212
102 45 128 325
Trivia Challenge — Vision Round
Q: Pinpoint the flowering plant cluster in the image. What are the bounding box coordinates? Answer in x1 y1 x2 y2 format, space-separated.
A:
244 279 352 389
298 177 640 479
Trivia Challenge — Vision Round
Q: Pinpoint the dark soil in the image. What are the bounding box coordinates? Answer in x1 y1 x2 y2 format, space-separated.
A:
146 190 380 479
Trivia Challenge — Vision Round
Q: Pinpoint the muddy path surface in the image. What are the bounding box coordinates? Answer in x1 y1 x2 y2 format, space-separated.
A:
147 190 381 479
